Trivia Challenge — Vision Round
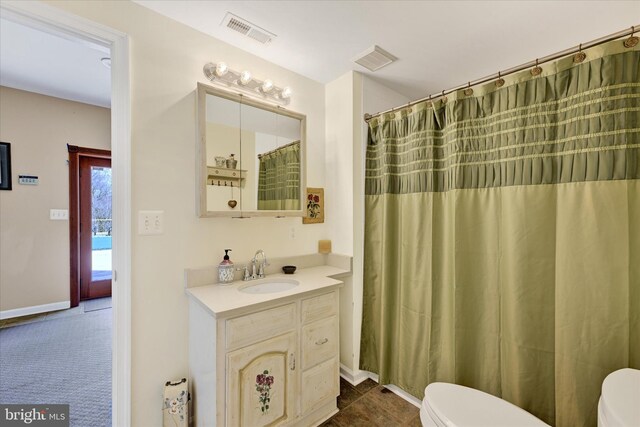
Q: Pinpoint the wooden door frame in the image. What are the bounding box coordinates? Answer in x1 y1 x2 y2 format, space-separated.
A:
68 144 112 307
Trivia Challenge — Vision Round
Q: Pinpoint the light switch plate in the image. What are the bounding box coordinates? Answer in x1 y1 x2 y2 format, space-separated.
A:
138 210 164 235
50 209 69 220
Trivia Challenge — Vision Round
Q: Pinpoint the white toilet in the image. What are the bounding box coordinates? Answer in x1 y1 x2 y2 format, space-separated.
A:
598 368 640 427
420 382 550 427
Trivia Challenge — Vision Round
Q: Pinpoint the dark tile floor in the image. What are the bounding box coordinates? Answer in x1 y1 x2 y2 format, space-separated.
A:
321 378 421 427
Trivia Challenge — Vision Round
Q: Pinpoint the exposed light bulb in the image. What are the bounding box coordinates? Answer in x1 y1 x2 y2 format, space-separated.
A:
215 62 228 77
261 79 274 93
240 70 252 85
281 86 292 99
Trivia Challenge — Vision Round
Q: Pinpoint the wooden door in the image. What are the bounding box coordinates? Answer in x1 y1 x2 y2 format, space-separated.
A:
227 332 298 426
79 156 112 300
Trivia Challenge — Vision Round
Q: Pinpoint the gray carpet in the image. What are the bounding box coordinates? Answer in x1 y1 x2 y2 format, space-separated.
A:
0 309 112 426
84 297 112 313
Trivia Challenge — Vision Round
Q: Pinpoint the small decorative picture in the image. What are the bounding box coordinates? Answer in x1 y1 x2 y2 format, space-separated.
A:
0 142 12 191
303 187 324 224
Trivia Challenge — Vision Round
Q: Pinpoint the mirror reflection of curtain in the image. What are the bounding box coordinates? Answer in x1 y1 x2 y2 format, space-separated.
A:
360 40 639 427
257 141 300 210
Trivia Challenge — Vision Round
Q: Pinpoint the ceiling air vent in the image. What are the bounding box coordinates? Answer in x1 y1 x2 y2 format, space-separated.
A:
221 12 276 45
354 45 398 72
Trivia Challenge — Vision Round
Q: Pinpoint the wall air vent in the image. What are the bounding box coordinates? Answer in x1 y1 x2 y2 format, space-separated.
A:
221 12 276 45
354 45 398 72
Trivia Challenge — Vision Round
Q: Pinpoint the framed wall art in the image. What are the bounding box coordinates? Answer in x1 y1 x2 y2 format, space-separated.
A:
0 142 12 191
303 187 324 224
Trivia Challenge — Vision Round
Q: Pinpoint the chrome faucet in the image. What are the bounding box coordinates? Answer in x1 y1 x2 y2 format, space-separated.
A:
251 249 268 279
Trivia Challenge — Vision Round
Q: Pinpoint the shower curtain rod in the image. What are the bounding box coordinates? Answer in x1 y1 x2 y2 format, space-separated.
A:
257 140 300 159
364 25 639 123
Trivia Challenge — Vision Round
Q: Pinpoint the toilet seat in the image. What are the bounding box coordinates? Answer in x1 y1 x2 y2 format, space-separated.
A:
598 368 640 427
421 382 550 427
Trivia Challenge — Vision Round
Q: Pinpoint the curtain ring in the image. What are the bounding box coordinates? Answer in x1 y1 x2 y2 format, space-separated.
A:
495 71 505 88
624 25 639 48
573 43 586 63
441 90 447 104
464 82 474 96
531 58 542 76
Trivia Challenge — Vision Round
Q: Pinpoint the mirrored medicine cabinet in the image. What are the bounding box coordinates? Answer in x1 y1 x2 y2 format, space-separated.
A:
197 83 307 217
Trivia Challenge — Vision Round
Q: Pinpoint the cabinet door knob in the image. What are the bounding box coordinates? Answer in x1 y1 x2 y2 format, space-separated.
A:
315 338 329 345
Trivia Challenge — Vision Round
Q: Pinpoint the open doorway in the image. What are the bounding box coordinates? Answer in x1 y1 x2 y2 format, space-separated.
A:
0 2 131 427
0 13 113 424
69 145 112 306
83 156 112 295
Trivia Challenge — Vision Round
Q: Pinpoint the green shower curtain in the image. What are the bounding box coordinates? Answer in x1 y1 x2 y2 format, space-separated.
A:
257 141 301 210
360 39 639 427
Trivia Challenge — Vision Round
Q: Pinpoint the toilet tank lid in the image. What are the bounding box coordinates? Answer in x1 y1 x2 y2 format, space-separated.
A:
601 368 640 427
424 383 550 427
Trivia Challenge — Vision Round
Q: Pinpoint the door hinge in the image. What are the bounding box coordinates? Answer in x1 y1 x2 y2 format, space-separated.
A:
289 353 295 371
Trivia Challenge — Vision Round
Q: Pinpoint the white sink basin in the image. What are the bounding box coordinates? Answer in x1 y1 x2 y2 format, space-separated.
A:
239 279 299 294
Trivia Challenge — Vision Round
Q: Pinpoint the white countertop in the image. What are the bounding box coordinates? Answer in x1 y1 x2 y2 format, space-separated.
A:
185 265 348 318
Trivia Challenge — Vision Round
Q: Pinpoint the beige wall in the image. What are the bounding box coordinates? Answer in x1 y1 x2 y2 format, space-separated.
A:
0 86 111 313
325 72 358 372
325 72 356 256
42 1 328 425
324 72 411 376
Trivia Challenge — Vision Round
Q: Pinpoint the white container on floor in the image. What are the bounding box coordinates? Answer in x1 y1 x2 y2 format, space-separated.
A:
163 378 189 427
420 382 550 427
598 368 640 427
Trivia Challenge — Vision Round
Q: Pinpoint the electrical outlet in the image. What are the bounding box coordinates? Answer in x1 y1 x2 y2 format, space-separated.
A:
138 210 164 235
50 209 69 220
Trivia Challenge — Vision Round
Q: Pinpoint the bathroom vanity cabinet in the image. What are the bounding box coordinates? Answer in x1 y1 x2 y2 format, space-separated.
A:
187 275 341 427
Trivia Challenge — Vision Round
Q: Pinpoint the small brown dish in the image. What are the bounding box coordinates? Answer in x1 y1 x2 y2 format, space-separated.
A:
282 265 297 274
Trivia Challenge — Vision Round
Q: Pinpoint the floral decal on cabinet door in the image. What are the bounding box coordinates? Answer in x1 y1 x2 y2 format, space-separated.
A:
256 370 275 413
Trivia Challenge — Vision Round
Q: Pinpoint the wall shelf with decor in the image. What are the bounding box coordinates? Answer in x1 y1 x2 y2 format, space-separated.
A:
207 166 247 187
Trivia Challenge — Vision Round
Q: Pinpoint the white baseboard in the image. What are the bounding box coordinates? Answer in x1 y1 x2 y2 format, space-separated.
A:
384 384 422 408
339 364 370 385
0 301 70 320
340 365 422 408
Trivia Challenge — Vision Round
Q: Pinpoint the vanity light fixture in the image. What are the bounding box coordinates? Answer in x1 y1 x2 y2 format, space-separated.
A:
239 70 252 85
215 62 228 77
261 79 274 93
203 62 291 105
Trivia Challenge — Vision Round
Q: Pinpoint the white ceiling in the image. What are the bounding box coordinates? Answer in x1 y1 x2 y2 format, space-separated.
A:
135 0 639 100
1 2 637 108
0 17 111 108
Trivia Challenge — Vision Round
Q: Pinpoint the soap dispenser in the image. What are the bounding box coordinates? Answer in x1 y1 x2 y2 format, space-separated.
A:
218 249 235 284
